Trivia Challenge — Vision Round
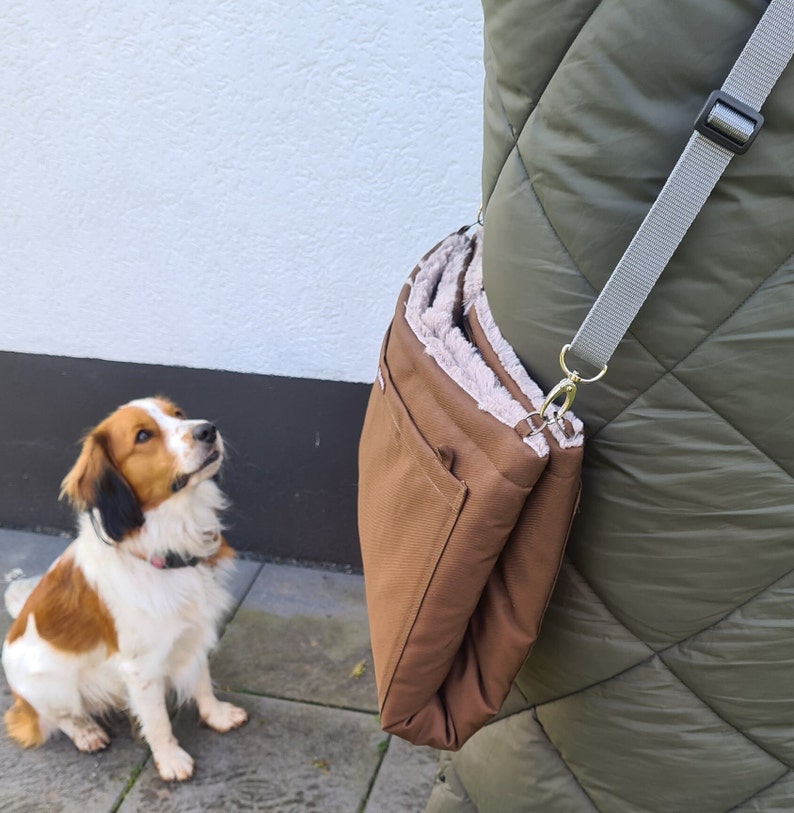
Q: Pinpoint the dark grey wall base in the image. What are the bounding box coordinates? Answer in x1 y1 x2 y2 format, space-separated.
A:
0 351 371 568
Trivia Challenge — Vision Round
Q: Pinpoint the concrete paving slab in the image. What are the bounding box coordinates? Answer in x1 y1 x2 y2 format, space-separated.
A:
0 691 148 813
0 528 68 579
365 736 439 813
224 555 263 620
120 692 385 813
211 563 378 713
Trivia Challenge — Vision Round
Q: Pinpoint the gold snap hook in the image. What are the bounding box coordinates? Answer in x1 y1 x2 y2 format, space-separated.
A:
539 377 578 426
538 345 608 426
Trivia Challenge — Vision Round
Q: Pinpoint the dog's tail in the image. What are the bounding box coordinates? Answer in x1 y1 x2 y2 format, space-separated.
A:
3 572 41 619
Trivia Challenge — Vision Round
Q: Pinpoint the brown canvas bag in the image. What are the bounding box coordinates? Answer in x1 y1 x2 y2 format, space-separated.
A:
357 229 583 749
357 2 788 747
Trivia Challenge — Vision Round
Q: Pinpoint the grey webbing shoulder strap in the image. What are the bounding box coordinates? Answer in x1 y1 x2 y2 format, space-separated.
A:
541 0 794 421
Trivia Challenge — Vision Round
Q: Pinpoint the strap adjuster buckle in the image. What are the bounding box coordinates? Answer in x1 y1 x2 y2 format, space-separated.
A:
694 90 763 155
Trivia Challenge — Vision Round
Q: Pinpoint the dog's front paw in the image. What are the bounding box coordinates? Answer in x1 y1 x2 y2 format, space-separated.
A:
154 744 194 782
60 716 110 753
74 724 110 753
201 700 248 733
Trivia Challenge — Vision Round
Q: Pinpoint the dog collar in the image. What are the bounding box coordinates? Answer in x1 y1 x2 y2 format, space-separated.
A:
131 550 203 569
150 552 202 569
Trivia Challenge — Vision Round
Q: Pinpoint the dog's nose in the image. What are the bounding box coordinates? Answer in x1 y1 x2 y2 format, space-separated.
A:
192 422 217 444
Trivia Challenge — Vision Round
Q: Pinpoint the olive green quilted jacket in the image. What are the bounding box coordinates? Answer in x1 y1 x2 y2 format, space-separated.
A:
425 1 794 811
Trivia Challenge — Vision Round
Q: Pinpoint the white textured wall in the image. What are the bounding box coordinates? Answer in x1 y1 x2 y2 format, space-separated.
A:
0 2 483 384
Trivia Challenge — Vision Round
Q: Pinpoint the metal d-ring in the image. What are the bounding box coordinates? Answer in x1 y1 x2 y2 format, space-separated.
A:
559 344 608 385
525 410 546 437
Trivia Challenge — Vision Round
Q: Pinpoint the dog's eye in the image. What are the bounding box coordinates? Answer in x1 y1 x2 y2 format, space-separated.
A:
173 409 185 418
135 429 152 444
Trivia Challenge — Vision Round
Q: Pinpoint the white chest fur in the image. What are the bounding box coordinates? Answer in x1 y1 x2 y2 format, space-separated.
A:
75 480 234 695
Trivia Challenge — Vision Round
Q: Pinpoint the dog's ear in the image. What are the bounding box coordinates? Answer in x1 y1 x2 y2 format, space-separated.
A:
60 432 144 542
60 432 104 510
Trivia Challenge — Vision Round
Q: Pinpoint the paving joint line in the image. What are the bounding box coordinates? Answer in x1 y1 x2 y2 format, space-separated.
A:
217 686 378 717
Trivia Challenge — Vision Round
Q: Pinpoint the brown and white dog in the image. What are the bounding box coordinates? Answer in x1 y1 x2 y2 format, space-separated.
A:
1 397 247 781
